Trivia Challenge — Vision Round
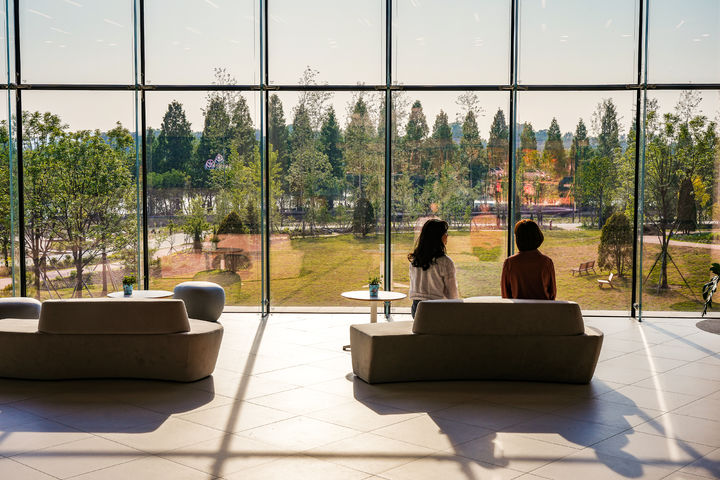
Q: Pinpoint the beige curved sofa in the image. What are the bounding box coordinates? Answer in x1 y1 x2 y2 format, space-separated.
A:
0 298 223 382
350 297 603 384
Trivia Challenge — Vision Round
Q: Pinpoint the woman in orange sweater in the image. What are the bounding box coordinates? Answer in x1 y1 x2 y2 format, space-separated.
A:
501 219 556 300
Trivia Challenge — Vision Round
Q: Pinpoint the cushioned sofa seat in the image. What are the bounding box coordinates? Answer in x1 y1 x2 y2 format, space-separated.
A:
0 299 223 382
350 297 603 384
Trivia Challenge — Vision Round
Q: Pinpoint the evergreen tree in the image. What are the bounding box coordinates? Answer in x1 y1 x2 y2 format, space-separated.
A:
154 100 193 174
677 177 697 234
318 106 344 208
229 95 256 160
460 110 484 190
319 107 343 179
487 108 508 168
268 94 289 166
544 117 567 175
404 100 429 174
195 96 231 187
289 104 313 154
344 97 378 194
595 98 621 160
520 122 537 151
431 109 453 166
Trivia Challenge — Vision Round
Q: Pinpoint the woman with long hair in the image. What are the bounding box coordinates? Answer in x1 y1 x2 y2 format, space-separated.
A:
408 219 459 317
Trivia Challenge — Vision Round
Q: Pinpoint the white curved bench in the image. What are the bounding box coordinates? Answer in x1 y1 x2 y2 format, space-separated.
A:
0 298 223 382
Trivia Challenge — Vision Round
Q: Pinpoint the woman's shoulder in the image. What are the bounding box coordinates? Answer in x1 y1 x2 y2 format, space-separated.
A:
436 254 455 267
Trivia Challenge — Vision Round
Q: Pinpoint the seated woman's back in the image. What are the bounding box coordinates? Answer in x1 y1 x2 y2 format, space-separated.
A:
501 219 556 300
501 249 556 300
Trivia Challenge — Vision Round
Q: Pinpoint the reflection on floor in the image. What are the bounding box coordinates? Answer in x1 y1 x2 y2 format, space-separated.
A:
0 313 719 479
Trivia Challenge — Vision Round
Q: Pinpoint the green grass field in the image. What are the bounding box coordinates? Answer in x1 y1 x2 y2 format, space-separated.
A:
18 228 720 313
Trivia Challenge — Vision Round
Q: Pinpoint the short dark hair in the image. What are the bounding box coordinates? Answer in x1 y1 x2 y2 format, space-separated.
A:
514 219 544 251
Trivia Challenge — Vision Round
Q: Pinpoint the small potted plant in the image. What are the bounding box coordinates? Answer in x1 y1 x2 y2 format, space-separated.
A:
122 275 136 296
368 274 382 298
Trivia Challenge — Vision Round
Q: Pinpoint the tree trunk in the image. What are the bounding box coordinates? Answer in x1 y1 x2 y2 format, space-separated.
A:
75 257 84 298
659 237 669 289
32 256 42 299
101 249 108 296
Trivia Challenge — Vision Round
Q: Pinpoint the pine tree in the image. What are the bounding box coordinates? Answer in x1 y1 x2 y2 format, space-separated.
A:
318 106 344 208
154 101 193 174
596 98 620 160
544 117 567 175
229 95 256 161
268 94 289 167
195 97 230 187
487 108 508 168
520 122 537 151
431 109 453 166
460 110 484 189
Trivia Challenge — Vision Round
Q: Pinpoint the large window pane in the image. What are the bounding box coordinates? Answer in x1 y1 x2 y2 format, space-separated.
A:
516 91 635 311
145 0 258 85
269 91 385 308
0 90 17 297
147 91 261 309
269 0 384 85
647 0 720 83
22 91 139 299
394 0 509 85
642 90 720 315
20 0 133 84
392 91 509 308
519 0 638 85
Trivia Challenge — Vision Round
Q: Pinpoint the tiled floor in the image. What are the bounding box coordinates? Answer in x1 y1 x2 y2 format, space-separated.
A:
1 313 720 479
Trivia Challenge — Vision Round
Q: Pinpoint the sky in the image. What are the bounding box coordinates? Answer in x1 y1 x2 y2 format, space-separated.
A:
2 0 719 136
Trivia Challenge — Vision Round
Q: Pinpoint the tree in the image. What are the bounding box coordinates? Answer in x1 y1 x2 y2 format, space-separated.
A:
48 130 134 297
353 196 375 237
229 94 256 160
431 109 454 167
544 117 567 176
677 177 697 234
23 111 66 297
644 94 718 289
318 106 344 208
405 100 429 172
183 195 210 251
594 98 621 160
460 110 485 191
487 108 508 169
153 100 193 174
579 153 615 228
217 211 247 234
344 96 382 209
0 123 12 269
288 147 332 235
598 212 632 276
520 122 537 151
268 93 289 158
195 96 231 188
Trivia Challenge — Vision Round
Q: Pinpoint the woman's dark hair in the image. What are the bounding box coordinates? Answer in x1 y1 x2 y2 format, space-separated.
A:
408 219 448 270
514 219 544 251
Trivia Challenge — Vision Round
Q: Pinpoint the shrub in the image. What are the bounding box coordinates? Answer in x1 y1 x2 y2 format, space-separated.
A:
217 211 247 235
352 196 376 238
598 212 632 276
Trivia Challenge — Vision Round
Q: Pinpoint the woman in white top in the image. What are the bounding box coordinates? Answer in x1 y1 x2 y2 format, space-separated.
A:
408 219 459 317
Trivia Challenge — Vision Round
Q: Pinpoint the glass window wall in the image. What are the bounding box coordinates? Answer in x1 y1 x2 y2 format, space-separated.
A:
0 1 718 316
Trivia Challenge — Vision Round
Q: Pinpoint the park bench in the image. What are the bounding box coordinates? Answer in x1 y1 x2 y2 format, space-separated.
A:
598 272 615 289
571 260 596 276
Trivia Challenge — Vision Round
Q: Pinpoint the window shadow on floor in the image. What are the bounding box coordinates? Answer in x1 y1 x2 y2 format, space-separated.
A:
352 378 720 479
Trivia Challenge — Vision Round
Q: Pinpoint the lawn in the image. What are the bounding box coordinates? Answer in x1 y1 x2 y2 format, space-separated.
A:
19 228 720 314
